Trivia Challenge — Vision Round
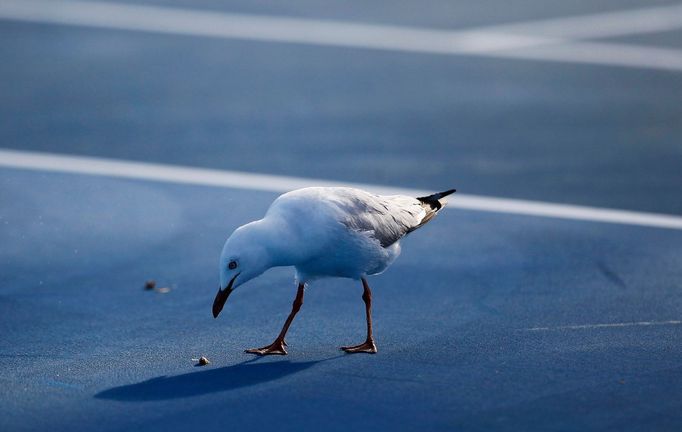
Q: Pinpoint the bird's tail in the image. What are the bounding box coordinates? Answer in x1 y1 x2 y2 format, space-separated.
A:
407 189 456 233
417 189 456 211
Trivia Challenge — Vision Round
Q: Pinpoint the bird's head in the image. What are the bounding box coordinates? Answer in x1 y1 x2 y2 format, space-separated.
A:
213 221 272 318
213 221 273 318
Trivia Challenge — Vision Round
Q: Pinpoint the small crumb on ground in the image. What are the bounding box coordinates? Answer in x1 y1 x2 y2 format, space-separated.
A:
197 356 210 366
144 280 156 290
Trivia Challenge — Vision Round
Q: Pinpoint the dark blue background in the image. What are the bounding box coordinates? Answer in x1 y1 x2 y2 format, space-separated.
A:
1 1 682 431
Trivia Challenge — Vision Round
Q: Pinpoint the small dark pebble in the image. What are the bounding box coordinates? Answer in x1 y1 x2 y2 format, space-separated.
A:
144 280 156 290
198 357 210 366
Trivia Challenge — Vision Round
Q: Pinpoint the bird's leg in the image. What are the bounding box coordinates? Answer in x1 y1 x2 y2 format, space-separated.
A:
341 278 378 354
245 283 305 356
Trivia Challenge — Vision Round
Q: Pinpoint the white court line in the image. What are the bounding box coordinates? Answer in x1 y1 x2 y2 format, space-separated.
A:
0 0 559 54
2 0 682 71
2 148 682 230
487 4 682 39
524 320 682 331
498 41 682 72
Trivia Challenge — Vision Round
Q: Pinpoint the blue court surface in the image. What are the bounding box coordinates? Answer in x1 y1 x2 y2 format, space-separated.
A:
2 1 682 431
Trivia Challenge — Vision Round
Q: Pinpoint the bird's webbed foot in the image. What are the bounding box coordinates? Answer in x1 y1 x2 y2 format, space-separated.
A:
340 339 377 354
245 339 288 356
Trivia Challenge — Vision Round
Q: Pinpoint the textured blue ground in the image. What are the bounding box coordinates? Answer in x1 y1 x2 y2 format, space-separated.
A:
1 1 682 431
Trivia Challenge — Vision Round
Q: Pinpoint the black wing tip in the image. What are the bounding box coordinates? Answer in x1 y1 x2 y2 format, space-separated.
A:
416 188 457 200
416 188 457 210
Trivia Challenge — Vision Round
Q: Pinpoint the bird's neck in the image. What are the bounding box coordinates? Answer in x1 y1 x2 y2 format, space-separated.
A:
250 217 303 268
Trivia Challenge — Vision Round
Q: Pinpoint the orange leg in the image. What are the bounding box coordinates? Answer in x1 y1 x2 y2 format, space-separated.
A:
341 278 377 354
245 283 305 356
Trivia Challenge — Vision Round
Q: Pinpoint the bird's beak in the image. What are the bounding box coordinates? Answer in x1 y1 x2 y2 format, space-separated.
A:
212 273 239 318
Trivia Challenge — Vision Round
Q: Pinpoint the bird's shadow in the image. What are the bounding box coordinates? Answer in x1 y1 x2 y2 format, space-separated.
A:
95 356 340 401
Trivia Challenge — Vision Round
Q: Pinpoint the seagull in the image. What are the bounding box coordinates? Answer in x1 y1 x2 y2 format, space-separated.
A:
213 186 455 355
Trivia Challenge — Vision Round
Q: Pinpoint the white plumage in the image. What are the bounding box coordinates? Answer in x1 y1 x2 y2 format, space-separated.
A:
213 186 455 355
269 187 427 280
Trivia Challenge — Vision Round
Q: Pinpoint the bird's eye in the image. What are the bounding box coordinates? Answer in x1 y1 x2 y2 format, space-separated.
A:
228 260 238 270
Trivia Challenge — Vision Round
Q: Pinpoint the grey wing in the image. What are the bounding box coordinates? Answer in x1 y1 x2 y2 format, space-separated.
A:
330 189 426 247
